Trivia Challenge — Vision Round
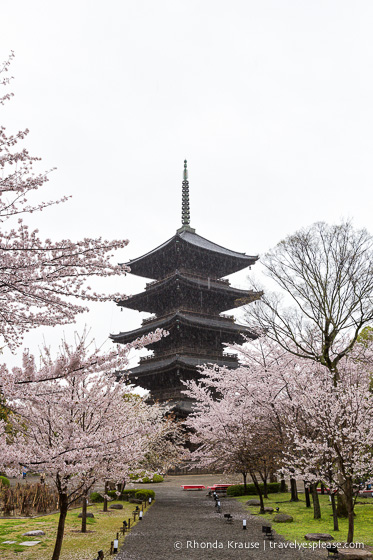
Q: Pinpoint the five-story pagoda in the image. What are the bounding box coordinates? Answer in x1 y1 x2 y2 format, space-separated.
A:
111 161 261 416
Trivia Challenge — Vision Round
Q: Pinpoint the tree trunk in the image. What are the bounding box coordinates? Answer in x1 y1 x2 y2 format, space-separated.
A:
259 470 269 498
51 493 68 560
347 508 354 543
81 495 87 533
280 478 287 493
103 480 108 513
259 465 269 498
117 480 125 494
330 493 339 531
290 478 299 502
251 472 265 514
310 483 321 519
320 483 325 495
345 480 354 544
304 482 311 508
262 476 268 500
242 472 247 492
263 479 268 499
337 493 348 518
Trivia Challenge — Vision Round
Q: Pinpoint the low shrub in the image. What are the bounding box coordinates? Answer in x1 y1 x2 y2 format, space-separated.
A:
115 488 156 501
121 489 138 500
0 475 10 487
90 492 104 503
135 489 155 500
227 482 283 497
130 472 164 483
107 490 130 500
151 474 164 483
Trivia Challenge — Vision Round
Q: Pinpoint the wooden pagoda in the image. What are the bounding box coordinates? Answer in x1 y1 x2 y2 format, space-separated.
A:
111 161 261 416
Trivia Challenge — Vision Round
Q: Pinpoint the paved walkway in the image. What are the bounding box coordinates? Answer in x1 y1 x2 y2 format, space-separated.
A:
117 475 322 560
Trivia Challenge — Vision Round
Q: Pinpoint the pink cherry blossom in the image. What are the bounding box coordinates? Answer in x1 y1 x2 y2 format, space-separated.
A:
0 53 130 350
0 328 181 560
183 336 373 543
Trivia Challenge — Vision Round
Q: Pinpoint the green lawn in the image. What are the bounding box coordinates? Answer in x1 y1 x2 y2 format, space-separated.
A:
0 500 151 560
236 492 373 546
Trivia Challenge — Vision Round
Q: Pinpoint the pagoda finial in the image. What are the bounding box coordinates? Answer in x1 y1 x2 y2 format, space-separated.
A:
177 160 195 233
182 159 190 227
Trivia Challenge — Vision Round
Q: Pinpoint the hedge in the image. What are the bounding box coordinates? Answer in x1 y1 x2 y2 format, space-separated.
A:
91 490 129 502
130 473 164 483
119 488 154 500
0 475 10 487
91 488 156 502
135 489 155 500
151 474 164 483
227 482 283 496
90 492 104 503
122 489 139 500
107 490 122 500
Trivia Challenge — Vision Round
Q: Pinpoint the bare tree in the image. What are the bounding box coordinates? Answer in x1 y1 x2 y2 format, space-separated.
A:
246 221 373 518
246 221 373 383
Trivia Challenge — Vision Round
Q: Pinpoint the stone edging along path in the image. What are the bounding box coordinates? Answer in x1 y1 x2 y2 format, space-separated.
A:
116 481 326 560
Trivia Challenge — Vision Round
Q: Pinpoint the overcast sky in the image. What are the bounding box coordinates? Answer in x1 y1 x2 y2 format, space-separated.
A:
2 0 373 368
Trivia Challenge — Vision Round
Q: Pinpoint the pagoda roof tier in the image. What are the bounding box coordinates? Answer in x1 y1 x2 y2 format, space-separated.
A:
127 354 240 382
110 311 255 345
118 272 261 314
128 354 240 417
123 230 258 280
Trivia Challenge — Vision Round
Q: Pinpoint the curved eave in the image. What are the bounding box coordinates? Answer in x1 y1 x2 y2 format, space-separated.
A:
126 355 240 379
117 274 261 312
121 231 258 279
123 234 175 272
179 230 257 261
110 312 256 344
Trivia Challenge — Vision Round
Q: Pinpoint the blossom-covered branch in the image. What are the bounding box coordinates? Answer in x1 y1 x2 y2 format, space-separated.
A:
0 53 130 349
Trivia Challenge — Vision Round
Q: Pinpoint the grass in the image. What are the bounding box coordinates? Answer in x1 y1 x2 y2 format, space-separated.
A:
236 492 373 546
0 500 152 560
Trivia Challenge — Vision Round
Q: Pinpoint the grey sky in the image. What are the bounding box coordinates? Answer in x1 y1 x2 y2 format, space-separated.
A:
2 0 373 367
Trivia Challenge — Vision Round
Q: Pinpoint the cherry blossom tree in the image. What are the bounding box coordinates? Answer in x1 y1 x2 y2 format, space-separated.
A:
0 52 129 350
138 412 187 475
0 329 166 560
184 355 284 513
281 345 373 543
185 336 373 543
245 221 373 518
246 336 373 541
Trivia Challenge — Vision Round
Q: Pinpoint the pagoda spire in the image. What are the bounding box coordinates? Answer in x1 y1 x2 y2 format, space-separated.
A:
182 159 190 226
178 159 195 233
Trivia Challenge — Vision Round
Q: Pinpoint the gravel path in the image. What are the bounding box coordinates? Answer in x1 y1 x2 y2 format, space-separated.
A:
117 476 323 560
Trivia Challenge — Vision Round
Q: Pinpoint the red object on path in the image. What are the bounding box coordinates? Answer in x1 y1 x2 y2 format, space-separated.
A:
207 484 236 491
180 485 206 490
